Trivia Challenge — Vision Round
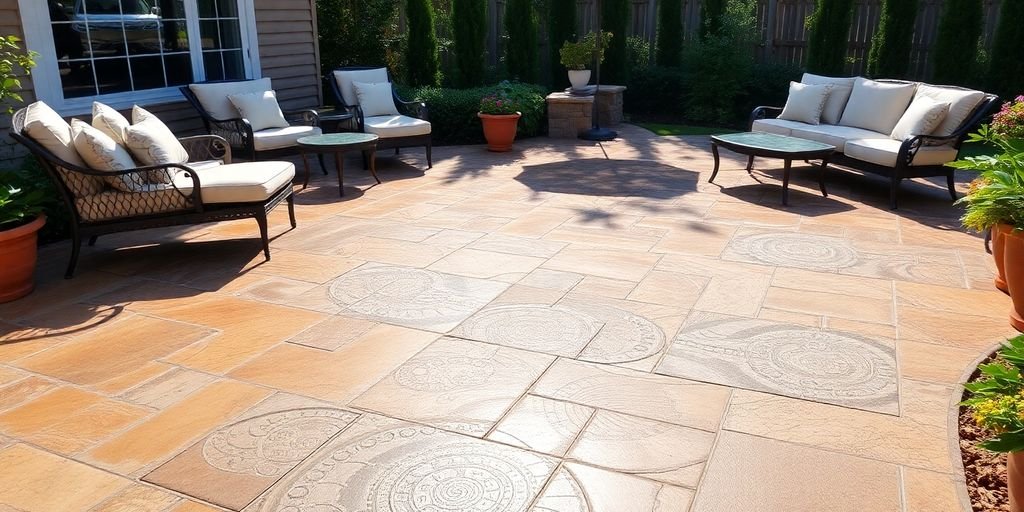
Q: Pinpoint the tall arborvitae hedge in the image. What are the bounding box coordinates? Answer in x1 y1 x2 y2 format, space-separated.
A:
804 0 854 76
504 0 538 82
700 0 726 39
548 0 577 87
932 0 983 86
452 0 486 86
406 0 440 86
656 0 683 66
601 0 630 83
865 0 917 78
987 0 1024 98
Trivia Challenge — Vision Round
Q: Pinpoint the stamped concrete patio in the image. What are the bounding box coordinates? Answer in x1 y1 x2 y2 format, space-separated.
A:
0 124 1016 512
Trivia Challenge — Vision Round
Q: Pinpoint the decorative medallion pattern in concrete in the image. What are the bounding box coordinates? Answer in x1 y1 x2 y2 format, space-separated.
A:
327 264 508 332
656 318 898 414
244 415 556 512
532 463 694 512
723 231 859 271
560 297 669 366
451 304 604 357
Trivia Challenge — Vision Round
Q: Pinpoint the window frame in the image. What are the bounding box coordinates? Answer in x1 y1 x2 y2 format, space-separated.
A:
17 0 262 116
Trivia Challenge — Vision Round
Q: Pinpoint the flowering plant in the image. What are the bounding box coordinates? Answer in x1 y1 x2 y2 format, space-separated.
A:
963 335 1024 452
992 96 1024 139
479 81 521 115
950 125 1024 231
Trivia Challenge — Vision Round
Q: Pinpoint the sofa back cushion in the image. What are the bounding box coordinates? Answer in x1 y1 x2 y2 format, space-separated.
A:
778 82 833 125
801 73 855 124
333 68 389 106
23 101 86 168
890 97 950 141
227 90 290 131
188 78 273 121
913 84 986 137
839 78 917 135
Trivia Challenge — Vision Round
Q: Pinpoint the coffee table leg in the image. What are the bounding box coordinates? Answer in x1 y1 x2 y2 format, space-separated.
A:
782 159 792 206
335 151 345 197
746 155 754 174
709 143 720 183
299 150 312 189
369 148 381 184
819 157 830 198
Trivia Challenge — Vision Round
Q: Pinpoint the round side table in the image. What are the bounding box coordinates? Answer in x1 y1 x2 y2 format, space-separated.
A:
297 133 381 197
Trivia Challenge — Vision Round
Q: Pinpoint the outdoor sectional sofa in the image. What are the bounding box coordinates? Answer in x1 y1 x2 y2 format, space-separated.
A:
751 74 999 208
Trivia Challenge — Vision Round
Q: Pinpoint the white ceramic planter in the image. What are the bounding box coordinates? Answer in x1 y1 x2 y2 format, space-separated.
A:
568 69 591 91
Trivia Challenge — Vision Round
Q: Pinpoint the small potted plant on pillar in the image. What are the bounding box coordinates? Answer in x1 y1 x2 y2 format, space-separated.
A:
559 31 612 92
478 82 522 152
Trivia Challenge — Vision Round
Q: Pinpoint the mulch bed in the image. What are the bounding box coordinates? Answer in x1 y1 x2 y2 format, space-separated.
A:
960 354 1010 512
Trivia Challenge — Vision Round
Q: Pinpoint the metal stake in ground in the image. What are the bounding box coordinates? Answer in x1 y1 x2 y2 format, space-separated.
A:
579 1 617 142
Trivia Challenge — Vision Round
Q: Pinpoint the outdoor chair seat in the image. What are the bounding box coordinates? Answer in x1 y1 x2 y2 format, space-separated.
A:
252 125 322 151
749 118 808 137
786 124 886 152
363 115 432 138
844 138 958 168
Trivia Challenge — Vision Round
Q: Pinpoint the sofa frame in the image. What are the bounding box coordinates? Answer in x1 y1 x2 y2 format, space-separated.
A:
750 82 999 209
10 107 296 279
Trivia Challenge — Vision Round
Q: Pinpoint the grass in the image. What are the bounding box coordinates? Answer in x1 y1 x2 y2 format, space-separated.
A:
636 123 736 136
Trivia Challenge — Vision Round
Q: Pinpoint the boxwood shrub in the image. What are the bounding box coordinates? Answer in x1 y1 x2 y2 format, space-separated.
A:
399 82 548 145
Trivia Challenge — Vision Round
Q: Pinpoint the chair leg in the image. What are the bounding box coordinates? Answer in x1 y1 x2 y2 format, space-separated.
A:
395 148 400 155
317 154 328 176
361 151 369 171
87 235 98 247
255 213 271 261
889 176 901 210
65 232 82 279
947 171 958 201
287 193 297 229
426 142 433 169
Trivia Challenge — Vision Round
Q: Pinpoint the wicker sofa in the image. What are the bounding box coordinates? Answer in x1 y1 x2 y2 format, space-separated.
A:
10 102 298 278
750 75 999 208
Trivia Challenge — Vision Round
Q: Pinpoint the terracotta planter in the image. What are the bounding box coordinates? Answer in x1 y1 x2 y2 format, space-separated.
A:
994 223 1011 294
0 215 44 303
478 112 522 152
1005 226 1024 332
1010 451 1024 512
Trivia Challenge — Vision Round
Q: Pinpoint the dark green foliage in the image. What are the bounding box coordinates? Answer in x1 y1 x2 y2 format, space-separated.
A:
398 83 547 144
600 0 630 84
405 0 441 86
548 0 577 88
804 0 854 75
317 0 401 76
700 0 726 39
626 35 651 71
684 0 756 124
932 0 983 86
0 160 70 244
625 66 688 118
987 0 1024 99
865 0 917 78
504 0 539 82
656 0 683 66
452 0 487 86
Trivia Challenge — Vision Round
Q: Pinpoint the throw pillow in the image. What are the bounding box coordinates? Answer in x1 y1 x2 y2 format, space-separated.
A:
913 84 986 137
70 118 145 192
890 97 951 141
188 77 273 120
91 102 130 145
227 90 290 131
22 101 86 168
800 73 856 124
778 82 833 125
352 81 401 117
124 106 190 170
838 77 917 135
333 68 389 106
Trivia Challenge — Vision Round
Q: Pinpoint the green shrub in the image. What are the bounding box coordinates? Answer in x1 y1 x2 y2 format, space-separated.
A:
626 35 651 71
932 0 983 86
504 0 538 82
0 160 70 244
805 0 854 75
987 0 1024 99
405 0 441 86
317 0 401 77
559 31 611 70
684 0 756 124
400 82 547 144
452 0 487 86
700 0 727 39
865 0 917 78
656 0 682 66
625 66 688 119
600 0 630 84
548 0 577 88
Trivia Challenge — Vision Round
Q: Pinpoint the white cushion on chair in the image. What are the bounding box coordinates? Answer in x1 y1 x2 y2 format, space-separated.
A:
353 81 400 117
332 68 390 106
363 115 431 138
913 84 986 137
787 124 884 152
91 102 130 144
839 78 917 135
800 73 856 124
778 82 833 125
23 101 86 168
70 119 146 192
188 78 273 120
844 138 959 167
173 161 295 204
252 125 322 151
890 97 950 141
123 106 190 169
750 118 808 136
228 90 290 131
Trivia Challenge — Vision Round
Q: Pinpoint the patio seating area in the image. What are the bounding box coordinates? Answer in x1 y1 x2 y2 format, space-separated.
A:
0 124 1015 511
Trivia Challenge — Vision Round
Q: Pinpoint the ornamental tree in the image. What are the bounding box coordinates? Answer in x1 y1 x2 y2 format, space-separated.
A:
804 0 854 76
452 0 487 86
987 0 1024 98
932 0 983 86
406 0 441 86
548 0 577 87
504 0 538 82
656 0 683 66
866 0 918 78
600 0 630 83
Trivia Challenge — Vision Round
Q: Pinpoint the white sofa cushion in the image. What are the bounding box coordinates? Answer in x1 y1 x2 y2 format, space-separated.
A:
844 138 959 167
188 78 273 121
123 106 190 169
750 118 809 136
252 125 322 151
801 73 856 124
913 84 986 137
71 118 147 192
228 90 290 131
788 124 887 152
890 97 950 141
173 160 295 203
333 68 389 106
23 101 86 168
778 82 832 125
839 78 917 135
91 102 129 144
353 81 400 117
363 115 431 138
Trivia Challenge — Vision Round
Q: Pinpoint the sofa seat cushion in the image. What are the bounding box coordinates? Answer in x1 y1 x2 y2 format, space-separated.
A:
750 118 809 136
844 138 958 167
788 124 887 152
363 115 431 138
187 160 224 172
174 160 295 204
252 126 322 151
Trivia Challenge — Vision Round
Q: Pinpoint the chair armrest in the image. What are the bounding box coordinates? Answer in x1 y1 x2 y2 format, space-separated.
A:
178 135 232 164
748 106 783 130
62 162 205 211
208 118 254 151
393 89 429 121
283 109 320 127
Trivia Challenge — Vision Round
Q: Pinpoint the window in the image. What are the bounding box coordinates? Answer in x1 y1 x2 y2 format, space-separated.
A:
20 0 260 113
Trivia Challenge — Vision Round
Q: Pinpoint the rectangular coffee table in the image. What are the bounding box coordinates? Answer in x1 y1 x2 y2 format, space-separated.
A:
709 132 836 206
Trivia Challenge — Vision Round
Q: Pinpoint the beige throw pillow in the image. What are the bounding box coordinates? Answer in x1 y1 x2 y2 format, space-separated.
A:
227 90 290 131
91 102 130 145
124 106 190 170
22 101 86 167
71 119 145 192
352 81 401 117
188 78 273 120
913 84 986 137
838 77 917 135
890 97 950 141
778 82 833 125
333 68 389 106
800 73 856 124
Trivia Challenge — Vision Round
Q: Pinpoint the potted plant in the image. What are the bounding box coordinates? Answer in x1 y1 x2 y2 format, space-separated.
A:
963 334 1024 511
952 123 1024 330
559 31 612 92
478 82 522 152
